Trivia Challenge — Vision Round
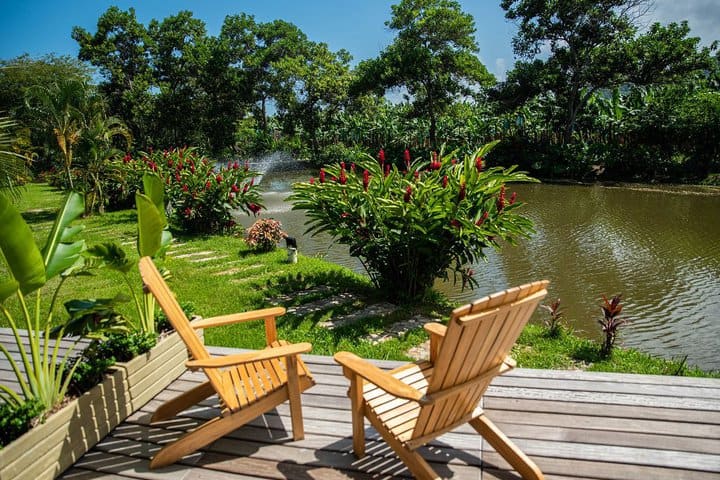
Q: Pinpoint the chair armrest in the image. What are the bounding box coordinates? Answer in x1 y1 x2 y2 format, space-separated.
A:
334 351 424 402
424 322 446 363
186 342 311 369
190 306 286 329
423 322 446 337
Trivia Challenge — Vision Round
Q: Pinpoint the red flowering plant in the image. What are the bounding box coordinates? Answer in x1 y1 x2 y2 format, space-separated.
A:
289 141 538 302
113 148 263 234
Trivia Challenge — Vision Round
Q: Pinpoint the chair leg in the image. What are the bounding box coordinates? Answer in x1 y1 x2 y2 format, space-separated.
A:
151 380 215 423
348 374 366 458
285 355 305 441
470 415 544 480
365 409 439 480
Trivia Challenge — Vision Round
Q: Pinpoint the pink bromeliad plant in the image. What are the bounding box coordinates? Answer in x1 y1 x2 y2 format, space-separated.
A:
289 141 538 302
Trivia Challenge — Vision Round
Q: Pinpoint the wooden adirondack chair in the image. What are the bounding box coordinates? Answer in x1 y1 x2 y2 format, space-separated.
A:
138 256 315 469
334 280 549 480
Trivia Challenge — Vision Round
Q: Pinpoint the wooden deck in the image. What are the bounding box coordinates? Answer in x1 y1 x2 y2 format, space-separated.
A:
2 332 719 479
57 346 720 480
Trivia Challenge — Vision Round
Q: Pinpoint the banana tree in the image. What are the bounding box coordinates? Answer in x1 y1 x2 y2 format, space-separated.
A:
88 173 171 334
0 192 103 411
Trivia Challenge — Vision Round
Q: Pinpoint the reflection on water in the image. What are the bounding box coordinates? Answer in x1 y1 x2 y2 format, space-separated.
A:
236 167 720 371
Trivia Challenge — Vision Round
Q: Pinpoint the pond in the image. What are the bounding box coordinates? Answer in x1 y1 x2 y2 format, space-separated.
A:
237 161 720 371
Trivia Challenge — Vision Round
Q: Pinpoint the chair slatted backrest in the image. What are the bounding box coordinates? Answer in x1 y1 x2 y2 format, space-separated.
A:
138 257 241 411
413 281 548 440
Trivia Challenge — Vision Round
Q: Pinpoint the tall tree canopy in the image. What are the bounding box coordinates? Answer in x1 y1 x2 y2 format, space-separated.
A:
354 0 494 148
499 0 714 142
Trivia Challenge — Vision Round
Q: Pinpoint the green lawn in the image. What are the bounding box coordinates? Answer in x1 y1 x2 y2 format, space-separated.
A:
3 183 717 376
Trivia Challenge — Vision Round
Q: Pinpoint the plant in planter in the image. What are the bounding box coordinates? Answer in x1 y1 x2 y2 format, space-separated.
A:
289 141 538 302
245 218 287 252
0 192 126 416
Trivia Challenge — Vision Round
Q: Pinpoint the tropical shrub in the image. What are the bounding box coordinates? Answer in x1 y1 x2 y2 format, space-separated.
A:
111 148 263 234
289 141 538 301
246 218 286 252
0 398 44 447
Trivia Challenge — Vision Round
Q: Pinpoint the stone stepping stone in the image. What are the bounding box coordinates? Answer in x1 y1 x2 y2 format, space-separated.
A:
285 293 359 317
362 314 438 344
318 302 397 330
212 264 265 276
269 286 333 304
188 254 228 263
173 250 216 259
406 340 431 361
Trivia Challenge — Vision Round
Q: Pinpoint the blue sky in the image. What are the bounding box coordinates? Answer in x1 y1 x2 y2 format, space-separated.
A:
0 0 717 81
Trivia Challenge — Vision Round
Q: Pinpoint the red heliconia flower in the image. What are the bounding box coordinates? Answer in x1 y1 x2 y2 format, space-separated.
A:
442 175 448 188
476 211 488 226
184 207 192 217
450 219 461 229
309 177 315 185
363 170 370 191
475 156 483 172
497 185 506 211
231 184 239 193
319 168 326 183
339 168 347 185
384 163 390 177
182 184 189 192
404 185 412 203
216 174 223 184
248 203 261 216
378 148 385 164
244 161 250 172
458 182 466 201
509 192 517 205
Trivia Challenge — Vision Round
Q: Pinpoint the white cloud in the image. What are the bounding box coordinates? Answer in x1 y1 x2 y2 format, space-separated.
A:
643 0 720 46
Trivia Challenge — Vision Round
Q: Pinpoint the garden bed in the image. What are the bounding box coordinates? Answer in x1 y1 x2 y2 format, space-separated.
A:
0 330 188 480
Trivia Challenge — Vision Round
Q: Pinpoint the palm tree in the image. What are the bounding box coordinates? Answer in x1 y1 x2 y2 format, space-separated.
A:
25 78 98 189
0 117 30 200
77 113 132 214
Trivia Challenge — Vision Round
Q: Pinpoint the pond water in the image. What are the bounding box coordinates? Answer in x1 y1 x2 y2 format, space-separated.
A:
237 160 720 371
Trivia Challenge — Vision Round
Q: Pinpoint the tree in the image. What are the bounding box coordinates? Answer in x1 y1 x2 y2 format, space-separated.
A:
354 0 494 148
500 0 713 143
24 79 100 189
0 117 30 200
72 7 155 145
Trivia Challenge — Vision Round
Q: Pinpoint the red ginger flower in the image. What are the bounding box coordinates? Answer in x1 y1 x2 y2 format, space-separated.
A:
450 219 461 228
244 161 250 172
248 203 261 215
231 184 239 193
404 185 412 202
205 181 211 190
182 184 189 192
476 211 488 226
475 156 483 172
442 175 448 188
216 174 223 184
404 149 411 169
509 192 517 205
175 173 181 182
497 185 506 211
183 207 192 217
319 168 326 183
309 177 315 185
123 152 131 163
458 182 466 201
378 148 385 164
363 170 370 191
339 168 347 185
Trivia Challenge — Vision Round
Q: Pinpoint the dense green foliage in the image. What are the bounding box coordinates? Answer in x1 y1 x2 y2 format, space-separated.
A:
1 1 716 183
0 398 44 447
290 142 537 301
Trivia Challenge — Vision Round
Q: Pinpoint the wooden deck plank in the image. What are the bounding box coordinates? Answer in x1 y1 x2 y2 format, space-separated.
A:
1 337 717 480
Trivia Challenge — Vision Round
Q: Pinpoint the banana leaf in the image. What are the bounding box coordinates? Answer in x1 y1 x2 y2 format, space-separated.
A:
41 191 86 280
136 174 171 258
0 194 45 301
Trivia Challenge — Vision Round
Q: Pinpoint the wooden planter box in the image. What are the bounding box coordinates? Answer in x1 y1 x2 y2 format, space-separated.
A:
0 330 189 480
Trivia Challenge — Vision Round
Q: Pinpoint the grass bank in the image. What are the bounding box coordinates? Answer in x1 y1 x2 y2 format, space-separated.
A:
4 182 717 377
